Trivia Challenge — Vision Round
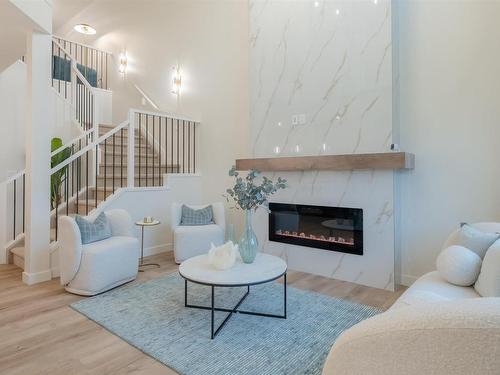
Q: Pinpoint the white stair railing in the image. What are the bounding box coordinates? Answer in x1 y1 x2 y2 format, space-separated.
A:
51 38 100 148
49 109 200 241
53 36 111 90
0 170 26 263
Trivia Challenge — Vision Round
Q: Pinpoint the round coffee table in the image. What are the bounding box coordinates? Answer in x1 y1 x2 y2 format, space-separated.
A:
179 253 287 339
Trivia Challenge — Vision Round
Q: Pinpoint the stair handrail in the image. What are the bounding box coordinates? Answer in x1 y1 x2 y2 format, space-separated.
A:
50 129 94 158
51 109 200 179
2 169 26 185
52 36 112 90
52 38 96 93
53 35 113 56
50 119 130 176
129 108 200 124
52 38 100 153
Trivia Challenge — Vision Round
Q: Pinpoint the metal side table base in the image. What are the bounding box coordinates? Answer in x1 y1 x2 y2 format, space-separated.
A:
136 220 161 272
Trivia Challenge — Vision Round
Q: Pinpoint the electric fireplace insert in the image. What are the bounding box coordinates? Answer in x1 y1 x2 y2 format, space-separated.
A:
269 203 363 255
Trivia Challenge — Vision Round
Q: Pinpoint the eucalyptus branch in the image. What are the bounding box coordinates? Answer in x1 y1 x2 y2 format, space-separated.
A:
223 166 288 211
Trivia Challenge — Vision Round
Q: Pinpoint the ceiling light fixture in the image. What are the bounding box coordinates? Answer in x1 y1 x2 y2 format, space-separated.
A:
74 23 97 35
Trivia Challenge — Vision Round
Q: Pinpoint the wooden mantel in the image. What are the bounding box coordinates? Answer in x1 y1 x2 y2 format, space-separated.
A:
235 152 414 171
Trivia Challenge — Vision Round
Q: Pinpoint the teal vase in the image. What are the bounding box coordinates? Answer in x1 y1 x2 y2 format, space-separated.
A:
239 209 258 264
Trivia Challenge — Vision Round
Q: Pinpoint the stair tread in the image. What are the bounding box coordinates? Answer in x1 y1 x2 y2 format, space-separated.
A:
76 199 102 206
97 174 164 178
99 163 179 167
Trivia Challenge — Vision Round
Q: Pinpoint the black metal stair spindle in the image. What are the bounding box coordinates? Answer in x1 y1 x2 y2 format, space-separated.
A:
187 121 191 173
22 174 25 233
182 120 185 173
176 119 180 172
65 168 69 216
121 128 124 187
165 117 168 173
86 150 89 215
112 133 115 193
146 115 149 186
171 117 173 173
13 179 16 240
55 184 58 241
76 140 81 214
104 137 107 200
158 116 162 185
193 123 196 173
95 144 98 207
139 113 142 187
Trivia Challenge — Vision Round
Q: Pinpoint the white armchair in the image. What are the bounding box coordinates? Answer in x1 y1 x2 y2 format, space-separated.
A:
171 202 225 264
58 209 140 296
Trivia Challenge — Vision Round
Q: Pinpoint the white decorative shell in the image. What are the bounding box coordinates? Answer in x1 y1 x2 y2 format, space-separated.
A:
208 241 238 270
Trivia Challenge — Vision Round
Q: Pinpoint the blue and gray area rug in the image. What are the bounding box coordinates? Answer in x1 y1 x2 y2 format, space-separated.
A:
71 273 380 375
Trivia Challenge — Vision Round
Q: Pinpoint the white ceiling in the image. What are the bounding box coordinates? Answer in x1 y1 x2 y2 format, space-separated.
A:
52 0 93 32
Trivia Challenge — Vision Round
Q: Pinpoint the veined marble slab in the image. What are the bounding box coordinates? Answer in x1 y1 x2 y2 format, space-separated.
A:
249 0 396 290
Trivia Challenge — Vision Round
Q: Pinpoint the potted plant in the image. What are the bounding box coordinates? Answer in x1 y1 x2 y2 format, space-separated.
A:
224 166 287 263
50 137 72 210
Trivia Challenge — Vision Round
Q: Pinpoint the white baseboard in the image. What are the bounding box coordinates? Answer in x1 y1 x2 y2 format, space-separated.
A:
143 243 172 257
22 269 52 285
401 274 418 287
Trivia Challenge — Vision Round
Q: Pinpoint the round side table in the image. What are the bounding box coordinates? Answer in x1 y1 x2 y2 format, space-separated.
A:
135 220 161 272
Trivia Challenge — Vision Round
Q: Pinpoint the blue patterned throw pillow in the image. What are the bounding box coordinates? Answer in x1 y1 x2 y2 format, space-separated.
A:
75 211 112 244
180 205 214 226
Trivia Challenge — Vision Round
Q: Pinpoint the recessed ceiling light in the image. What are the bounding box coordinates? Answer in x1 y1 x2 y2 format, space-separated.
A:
74 24 96 35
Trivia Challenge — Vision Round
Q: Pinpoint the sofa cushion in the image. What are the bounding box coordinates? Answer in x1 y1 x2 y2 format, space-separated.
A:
180 204 214 226
436 245 482 286
475 240 500 297
390 271 480 310
444 223 499 259
75 211 112 244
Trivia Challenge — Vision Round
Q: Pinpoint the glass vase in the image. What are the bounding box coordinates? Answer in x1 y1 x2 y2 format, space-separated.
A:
239 209 258 264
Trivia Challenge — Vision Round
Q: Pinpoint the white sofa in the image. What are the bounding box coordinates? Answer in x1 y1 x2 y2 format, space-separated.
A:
58 209 140 296
322 222 500 375
171 202 225 264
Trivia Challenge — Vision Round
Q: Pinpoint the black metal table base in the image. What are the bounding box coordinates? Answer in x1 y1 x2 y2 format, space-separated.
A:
138 262 160 272
184 273 287 339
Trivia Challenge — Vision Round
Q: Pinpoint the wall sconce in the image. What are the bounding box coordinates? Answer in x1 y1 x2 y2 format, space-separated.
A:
172 66 182 95
119 52 128 74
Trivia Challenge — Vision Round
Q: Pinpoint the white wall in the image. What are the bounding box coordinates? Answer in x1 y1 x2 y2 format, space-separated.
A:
399 1 500 284
56 0 250 234
0 60 26 180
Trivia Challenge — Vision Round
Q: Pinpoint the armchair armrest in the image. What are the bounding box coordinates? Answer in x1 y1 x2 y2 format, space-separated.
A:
171 203 182 230
211 202 226 231
105 209 134 237
322 298 500 375
58 216 83 285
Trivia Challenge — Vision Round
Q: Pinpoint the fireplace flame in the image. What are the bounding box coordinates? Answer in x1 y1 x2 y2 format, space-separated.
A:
276 230 354 246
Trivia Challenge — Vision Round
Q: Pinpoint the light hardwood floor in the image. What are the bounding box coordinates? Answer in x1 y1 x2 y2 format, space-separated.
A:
0 252 405 374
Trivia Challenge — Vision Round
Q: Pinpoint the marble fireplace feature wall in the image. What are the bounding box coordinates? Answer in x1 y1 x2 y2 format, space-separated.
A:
249 0 396 290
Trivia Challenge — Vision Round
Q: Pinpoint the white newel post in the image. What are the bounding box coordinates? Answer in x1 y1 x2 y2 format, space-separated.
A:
127 110 135 187
23 32 52 284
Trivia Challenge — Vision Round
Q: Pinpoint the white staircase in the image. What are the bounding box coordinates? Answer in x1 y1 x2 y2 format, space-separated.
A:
2 35 199 275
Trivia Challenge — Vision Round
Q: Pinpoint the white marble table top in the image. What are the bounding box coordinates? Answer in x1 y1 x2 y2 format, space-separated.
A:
135 220 160 227
179 253 287 286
